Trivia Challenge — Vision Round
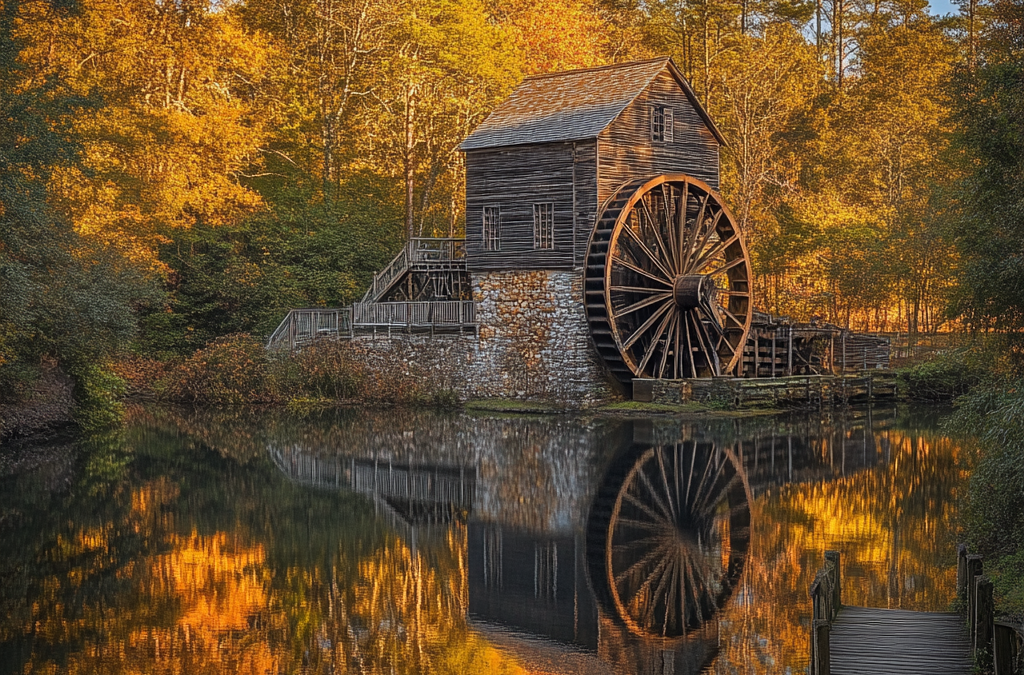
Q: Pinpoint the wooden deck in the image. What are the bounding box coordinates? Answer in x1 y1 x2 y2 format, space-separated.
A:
829 606 973 675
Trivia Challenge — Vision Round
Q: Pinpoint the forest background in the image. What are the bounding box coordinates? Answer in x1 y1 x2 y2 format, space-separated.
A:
2 0 1024 395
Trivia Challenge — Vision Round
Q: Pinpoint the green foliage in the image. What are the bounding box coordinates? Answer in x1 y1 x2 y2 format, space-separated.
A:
948 0 1024 337
137 175 403 356
947 382 1024 614
70 364 127 431
897 349 987 400
0 0 153 417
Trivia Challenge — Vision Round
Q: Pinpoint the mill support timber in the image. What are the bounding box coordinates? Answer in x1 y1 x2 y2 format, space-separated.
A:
632 371 899 407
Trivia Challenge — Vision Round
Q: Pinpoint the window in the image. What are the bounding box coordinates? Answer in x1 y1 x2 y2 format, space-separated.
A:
533 202 554 249
650 105 674 143
482 205 501 251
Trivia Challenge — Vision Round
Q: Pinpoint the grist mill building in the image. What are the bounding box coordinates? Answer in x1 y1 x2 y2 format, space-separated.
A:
269 57 890 405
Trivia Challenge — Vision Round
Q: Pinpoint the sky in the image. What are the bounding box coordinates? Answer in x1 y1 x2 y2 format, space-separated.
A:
928 0 959 16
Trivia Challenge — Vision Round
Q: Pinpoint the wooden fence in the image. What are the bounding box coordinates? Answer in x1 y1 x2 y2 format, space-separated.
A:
266 308 352 351
351 300 476 328
958 545 1024 674
810 550 841 675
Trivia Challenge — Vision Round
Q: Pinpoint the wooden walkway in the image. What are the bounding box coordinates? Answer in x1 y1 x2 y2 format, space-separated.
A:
829 606 973 675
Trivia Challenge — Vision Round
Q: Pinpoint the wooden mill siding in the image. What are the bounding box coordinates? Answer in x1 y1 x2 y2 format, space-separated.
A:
461 58 722 272
597 70 720 203
465 140 597 272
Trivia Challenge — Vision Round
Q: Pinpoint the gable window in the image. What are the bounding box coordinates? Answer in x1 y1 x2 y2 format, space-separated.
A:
650 105 674 143
533 202 554 249
482 205 501 251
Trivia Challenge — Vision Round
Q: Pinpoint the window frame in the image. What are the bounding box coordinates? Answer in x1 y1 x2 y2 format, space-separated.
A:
650 105 674 143
482 205 501 251
533 202 554 250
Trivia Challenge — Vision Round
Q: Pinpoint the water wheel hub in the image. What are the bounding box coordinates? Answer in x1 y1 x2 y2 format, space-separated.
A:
673 274 714 310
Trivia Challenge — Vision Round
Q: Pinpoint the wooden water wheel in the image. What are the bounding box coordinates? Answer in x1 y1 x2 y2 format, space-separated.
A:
590 440 751 639
585 175 753 385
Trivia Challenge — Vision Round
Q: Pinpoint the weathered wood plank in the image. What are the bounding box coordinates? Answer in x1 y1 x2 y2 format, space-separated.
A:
830 606 972 675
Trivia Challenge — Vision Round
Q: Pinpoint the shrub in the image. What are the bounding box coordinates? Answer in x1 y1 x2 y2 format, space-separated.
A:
947 382 1024 615
160 334 278 404
71 363 127 431
898 349 987 400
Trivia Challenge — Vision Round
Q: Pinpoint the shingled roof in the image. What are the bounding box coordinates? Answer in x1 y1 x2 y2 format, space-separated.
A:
459 57 725 151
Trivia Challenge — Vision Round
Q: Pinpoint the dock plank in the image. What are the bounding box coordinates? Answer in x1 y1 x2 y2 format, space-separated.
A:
830 606 972 675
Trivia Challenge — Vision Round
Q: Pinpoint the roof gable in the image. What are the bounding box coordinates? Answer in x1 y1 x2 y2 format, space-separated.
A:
459 57 724 151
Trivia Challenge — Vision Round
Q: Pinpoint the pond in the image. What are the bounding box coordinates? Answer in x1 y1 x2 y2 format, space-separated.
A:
0 404 966 674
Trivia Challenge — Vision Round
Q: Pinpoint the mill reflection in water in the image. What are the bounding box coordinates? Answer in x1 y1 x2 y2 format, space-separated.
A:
265 404 962 675
0 405 963 675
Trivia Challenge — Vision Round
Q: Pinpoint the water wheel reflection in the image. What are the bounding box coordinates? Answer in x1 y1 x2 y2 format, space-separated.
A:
591 441 751 639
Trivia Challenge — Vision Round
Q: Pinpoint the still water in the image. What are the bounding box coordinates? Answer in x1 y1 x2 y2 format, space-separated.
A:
0 404 965 674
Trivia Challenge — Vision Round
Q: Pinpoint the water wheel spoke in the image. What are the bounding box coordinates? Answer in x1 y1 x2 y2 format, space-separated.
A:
614 514 671 533
718 304 746 329
648 554 678 633
683 313 698 377
622 301 673 350
656 311 677 379
612 255 673 287
613 534 669 552
676 181 691 265
655 447 678 521
692 233 740 273
613 537 673 585
614 291 673 318
664 185 679 273
684 209 725 274
634 461 676 522
620 222 675 282
681 193 708 268
622 547 675 607
612 285 673 295
621 490 673 526
703 255 747 278
638 198 675 275
673 314 682 379
636 306 676 375
688 312 717 373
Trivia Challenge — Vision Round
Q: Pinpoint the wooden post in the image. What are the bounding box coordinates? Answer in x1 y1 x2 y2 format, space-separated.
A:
841 332 846 373
967 555 983 639
956 543 968 598
830 333 835 374
788 327 794 376
825 550 841 609
813 619 831 675
754 330 760 376
976 576 994 664
994 622 1018 675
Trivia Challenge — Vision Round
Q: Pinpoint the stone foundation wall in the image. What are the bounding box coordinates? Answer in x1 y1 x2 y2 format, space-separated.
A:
345 270 619 406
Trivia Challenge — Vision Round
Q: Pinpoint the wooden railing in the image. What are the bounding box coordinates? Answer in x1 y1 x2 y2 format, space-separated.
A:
958 545 1024 674
266 308 352 350
361 237 466 304
810 550 841 675
351 300 476 327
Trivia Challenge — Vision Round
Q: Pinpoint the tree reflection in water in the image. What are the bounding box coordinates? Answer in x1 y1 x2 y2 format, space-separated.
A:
0 405 964 675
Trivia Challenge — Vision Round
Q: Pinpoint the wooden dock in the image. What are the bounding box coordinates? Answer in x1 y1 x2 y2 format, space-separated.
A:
810 550 1023 675
829 606 972 675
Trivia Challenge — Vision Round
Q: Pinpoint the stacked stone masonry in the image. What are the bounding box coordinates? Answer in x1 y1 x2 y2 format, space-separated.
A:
346 270 618 407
